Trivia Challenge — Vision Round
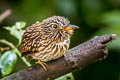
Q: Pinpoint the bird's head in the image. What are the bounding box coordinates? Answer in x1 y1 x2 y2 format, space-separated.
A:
40 16 79 42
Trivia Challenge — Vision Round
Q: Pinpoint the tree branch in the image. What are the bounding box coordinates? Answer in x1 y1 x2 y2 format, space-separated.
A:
0 34 116 80
0 9 12 22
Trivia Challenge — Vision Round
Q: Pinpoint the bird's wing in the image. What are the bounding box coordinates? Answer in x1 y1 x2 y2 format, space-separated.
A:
19 23 43 56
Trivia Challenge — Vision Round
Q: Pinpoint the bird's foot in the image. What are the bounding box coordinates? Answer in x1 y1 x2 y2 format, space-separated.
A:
36 60 47 71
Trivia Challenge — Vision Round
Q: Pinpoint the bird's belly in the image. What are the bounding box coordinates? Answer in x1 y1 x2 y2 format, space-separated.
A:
44 51 64 62
31 44 68 62
32 50 65 62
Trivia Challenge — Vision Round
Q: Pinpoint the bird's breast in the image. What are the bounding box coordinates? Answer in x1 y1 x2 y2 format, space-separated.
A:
32 38 70 62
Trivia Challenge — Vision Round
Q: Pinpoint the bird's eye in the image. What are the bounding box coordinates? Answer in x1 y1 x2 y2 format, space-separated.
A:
51 24 58 29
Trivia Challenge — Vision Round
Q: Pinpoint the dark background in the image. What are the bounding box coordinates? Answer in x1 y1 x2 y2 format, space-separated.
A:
0 0 120 80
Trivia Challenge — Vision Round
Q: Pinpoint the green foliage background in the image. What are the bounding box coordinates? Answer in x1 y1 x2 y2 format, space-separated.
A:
0 0 120 80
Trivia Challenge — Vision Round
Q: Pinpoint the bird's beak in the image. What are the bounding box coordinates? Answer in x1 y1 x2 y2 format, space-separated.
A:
64 24 79 31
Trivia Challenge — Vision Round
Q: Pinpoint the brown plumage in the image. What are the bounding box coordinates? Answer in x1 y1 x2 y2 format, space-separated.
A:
19 16 79 70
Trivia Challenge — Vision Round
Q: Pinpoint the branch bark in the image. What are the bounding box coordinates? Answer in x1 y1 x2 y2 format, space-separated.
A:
0 34 116 80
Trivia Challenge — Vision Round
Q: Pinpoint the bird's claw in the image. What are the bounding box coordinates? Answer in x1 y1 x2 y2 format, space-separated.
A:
36 60 47 71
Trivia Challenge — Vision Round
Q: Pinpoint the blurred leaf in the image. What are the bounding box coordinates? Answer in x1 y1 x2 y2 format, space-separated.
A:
15 22 26 29
4 22 26 45
0 39 31 67
55 73 74 80
0 50 17 77
102 11 120 26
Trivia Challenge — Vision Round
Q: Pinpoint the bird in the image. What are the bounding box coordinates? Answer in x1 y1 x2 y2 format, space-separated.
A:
19 16 79 71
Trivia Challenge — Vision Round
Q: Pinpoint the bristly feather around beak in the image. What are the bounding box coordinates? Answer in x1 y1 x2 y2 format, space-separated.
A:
64 24 79 31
